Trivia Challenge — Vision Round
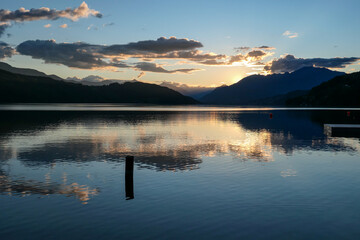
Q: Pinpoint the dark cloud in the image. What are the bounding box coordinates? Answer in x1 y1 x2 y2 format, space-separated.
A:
144 49 272 66
139 50 227 65
15 36 277 69
101 37 203 55
0 23 10 37
234 46 251 52
16 39 126 69
247 50 267 58
0 41 16 58
228 54 245 64
254 46 276 50
234 46 275 53
134 62 200 74
264 54 360 73
0 2 101 37
16 39 202 74
228 50 272 64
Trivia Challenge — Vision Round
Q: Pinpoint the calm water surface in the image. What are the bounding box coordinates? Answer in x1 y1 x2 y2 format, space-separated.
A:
1 105 360 240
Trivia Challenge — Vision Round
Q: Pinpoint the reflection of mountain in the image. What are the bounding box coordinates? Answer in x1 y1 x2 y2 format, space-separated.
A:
0 111 205 171
1 110 359 172
221 110 360 154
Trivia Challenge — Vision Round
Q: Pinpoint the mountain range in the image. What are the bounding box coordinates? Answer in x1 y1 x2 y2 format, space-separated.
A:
200 67 345 105
287 71 360 107
0 61 358 106
0 62 63 81
0 68 197 104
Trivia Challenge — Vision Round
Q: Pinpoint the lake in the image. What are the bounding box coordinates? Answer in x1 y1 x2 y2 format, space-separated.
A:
1 104 360 240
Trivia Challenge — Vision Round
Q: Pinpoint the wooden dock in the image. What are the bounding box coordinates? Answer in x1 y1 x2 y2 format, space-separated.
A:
324 124 360 138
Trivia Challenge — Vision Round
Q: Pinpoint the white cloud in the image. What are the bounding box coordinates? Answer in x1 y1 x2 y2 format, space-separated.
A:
44 24 51 28
59 24 68 29
282 30 298 39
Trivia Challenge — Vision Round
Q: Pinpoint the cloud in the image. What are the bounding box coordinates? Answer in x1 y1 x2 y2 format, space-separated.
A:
101 36 203 55
228 50 273 64
14 35 278 71
87 24 98 30
134 62 200 74
0 41 16 58
0 2 101 22
264 54 360 73
59 24 68 28
234 46 251 52
283 30 298 38
0 22 10 37
246 50 268 59
44 23 51 28
16 39 125 69
16 39 202 74
82 75 104 82
0 2 101 36
254 46 276 50
141 48 274 66
139 50 227 65
103 22 114 27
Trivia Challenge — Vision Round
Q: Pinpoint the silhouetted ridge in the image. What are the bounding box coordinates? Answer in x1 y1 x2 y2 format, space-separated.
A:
200 67 344 105
0 69 197 104
287 71 360 107
0 62 63 80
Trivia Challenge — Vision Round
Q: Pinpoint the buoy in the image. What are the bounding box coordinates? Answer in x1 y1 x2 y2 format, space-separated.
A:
347 111 351 117
269 113 273 119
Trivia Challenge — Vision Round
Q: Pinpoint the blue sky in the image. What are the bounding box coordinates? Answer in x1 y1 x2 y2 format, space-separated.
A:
1 0 359 86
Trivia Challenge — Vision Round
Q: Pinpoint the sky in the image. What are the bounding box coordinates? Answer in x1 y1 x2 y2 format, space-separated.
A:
0 0 359 87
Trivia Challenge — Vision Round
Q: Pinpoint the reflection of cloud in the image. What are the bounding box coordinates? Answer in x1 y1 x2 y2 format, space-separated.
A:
1 111 360 173
0 112 279 169
0 171 98 204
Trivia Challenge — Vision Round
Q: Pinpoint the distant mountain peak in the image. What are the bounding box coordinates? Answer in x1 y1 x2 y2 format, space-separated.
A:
0 61 63 81
201 67 345 105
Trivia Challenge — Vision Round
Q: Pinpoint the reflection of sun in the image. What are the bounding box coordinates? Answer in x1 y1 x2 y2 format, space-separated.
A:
228 130 274 161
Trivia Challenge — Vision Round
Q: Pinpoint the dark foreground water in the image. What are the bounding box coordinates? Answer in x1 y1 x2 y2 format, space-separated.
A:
1 105 360 240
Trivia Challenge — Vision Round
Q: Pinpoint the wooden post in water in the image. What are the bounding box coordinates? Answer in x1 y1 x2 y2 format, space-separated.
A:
125 156 134 200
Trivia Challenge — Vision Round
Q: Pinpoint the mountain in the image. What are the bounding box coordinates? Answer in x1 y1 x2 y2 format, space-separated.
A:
65 75 137 86
159 81 215 99
248 90 309 106
0 62 63 81
0 69 198 104
200 67 345 105
286 71 360 107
